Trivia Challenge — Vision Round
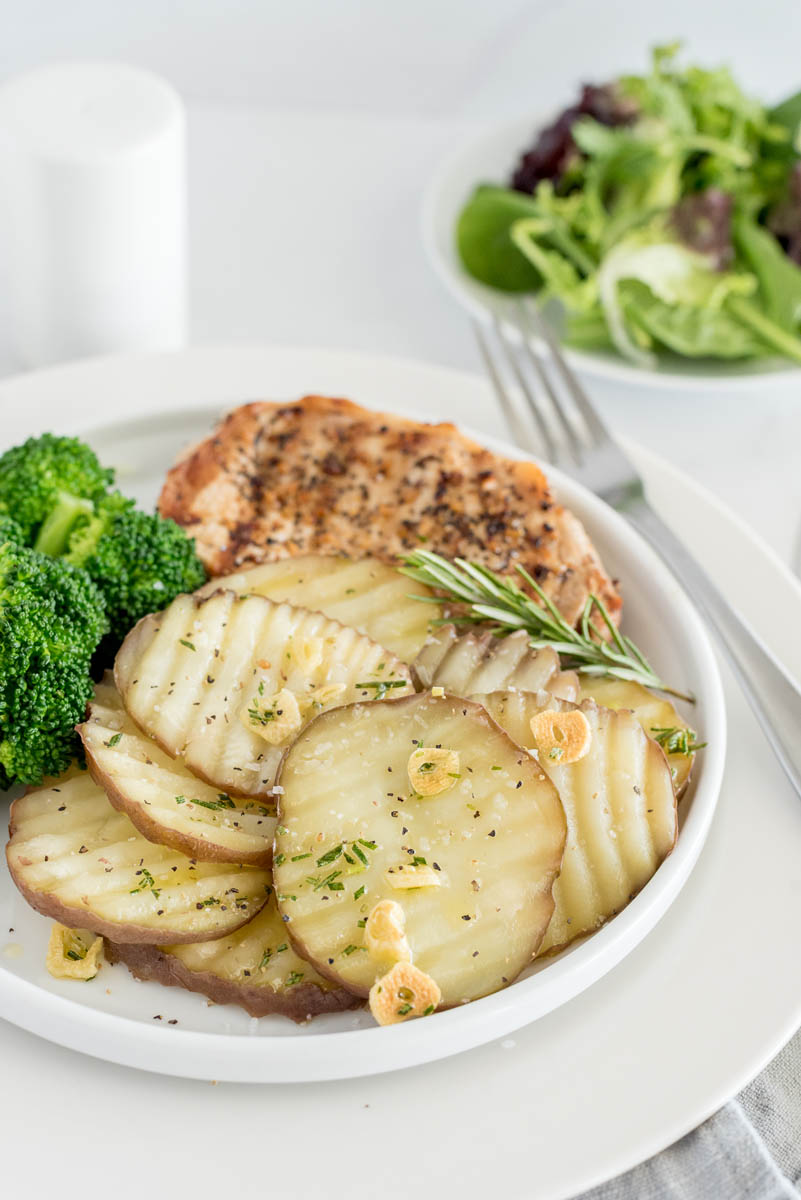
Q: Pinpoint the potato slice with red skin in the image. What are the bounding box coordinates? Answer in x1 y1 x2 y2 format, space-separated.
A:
114 590 414 798
578 677 696 797
105 891 358 1021
197 555 442 663
273 692 566 1008
6 772 271 944
79 676 275 866
413 625 578 700
475 690 677 955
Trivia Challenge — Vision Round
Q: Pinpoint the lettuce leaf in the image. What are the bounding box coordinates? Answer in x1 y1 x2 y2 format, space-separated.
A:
596 224 756 365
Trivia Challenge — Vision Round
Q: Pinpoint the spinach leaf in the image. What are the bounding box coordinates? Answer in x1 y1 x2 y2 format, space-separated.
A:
733 213 801 330
456 185 542 291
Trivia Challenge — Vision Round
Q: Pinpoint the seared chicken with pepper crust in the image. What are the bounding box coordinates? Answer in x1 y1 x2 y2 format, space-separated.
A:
158 396 621 627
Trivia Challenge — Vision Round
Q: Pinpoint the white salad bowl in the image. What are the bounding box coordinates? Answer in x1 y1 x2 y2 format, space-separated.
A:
422 114 801 392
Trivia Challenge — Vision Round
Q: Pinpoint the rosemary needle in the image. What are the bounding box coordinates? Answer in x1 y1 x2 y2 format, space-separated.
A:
399 549 691 701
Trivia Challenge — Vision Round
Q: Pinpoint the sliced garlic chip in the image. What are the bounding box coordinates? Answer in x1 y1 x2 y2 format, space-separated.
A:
243 688 303 746
364 899 411 965
385 864 442 889
530 708 592 765
46 924 104 981
368 961 441 1026
407 746 460 796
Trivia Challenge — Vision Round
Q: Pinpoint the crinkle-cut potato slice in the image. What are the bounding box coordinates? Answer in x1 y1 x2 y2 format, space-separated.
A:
579 677 695 797
273 692 566 1008
475 691 677 955
6 773 270 944
412 625 579 700
197 555 443 663
79 676 275 866
114 590 414 798
105 889 358 1021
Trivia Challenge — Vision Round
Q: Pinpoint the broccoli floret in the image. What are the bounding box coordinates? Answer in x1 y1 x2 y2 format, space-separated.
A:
66 492 207 644
0 541 108 787
0 433 114 550
0 515 24 546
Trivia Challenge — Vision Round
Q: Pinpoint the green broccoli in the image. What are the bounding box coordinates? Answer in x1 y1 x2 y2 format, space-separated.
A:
0 540 108 787
0 433 114 550
66 491 207 644
0 515 24 546
0 433 207 648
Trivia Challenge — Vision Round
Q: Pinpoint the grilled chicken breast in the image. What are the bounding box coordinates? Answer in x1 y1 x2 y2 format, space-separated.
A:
159 396 621 626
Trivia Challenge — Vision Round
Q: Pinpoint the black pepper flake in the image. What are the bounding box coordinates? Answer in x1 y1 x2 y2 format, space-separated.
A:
472 951 479 957
432 862 441 871
461 914 471 921
488 830 496 837
168 1019 178 1025
516 781 522 789
153 1015 162 1021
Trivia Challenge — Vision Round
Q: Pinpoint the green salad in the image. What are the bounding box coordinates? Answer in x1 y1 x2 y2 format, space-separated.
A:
457 44 801 367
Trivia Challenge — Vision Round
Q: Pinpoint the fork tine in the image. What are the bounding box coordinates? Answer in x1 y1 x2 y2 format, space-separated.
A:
514 301 584 463
473 320 538 454
492 316 558 463
523 302 609 446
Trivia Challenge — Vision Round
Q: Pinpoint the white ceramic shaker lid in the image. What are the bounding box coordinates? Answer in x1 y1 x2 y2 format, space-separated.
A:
0 61 187 368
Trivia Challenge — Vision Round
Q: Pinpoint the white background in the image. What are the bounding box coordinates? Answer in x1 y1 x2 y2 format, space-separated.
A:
1 1 801 1195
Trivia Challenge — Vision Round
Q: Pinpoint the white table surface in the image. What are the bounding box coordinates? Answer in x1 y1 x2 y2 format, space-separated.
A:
2 2 801 1193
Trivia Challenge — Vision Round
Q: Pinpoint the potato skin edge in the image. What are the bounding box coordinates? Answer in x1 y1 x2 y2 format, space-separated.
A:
5 801 268 946
78 725 273 868
105 939 361 1021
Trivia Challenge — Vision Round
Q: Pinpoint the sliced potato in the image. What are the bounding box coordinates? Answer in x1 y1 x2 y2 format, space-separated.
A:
476 691 677 954
273 692 566 1008
115 591 414 798
105 890 358 1021
79 676 275 866
413 625 578 700
579 677 696 796
198 555 442 663
6 773 271 943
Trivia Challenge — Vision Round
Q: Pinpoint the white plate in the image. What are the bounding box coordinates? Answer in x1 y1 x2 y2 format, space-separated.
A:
0 346 724 1086
422 114 801 392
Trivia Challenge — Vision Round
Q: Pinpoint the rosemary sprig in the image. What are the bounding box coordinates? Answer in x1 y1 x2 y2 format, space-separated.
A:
650 726 706 755
400 550 691 701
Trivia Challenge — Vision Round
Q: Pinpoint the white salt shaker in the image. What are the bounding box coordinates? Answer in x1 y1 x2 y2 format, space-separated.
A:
0 62 187 368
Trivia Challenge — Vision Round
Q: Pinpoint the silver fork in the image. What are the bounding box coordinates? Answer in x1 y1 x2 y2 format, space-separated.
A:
475 300 801 799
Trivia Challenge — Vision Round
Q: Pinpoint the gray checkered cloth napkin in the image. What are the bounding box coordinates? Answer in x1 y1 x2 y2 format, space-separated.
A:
579 1028 801 1198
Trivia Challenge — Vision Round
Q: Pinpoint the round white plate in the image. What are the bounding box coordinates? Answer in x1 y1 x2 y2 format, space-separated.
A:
2 348 800 1199
422 114 801 392
0 346 724 1084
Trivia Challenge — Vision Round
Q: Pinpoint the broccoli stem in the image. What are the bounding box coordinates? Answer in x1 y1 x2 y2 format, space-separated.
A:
33 491 94 557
